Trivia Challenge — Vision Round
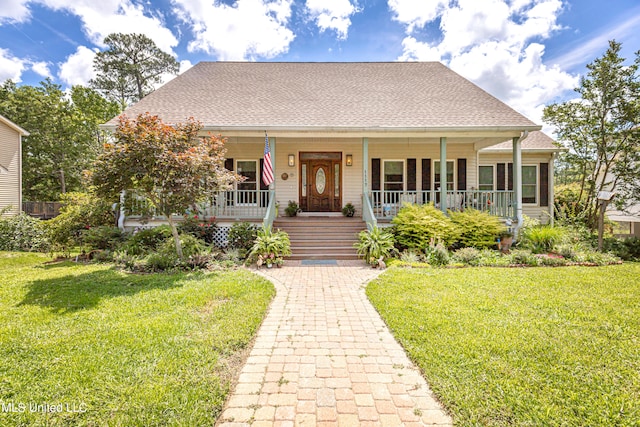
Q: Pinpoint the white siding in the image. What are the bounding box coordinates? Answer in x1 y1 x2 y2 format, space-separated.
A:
0 121 21 217
369 140 477 191
479 151 554 223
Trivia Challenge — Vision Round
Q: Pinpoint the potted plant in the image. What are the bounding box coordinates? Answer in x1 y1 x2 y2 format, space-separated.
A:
249 225 292 267
342 202 356 217
285 200 299 217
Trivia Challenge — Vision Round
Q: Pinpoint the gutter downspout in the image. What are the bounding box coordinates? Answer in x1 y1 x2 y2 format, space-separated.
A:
513 130 529 239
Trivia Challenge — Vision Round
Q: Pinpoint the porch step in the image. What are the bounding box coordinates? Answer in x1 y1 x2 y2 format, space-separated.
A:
273 216 365 261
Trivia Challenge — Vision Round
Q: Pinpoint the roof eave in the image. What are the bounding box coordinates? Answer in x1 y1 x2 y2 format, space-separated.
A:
0 114 29 136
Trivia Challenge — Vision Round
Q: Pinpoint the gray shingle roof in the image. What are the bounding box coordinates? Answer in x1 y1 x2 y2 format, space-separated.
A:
482 130 563 151
107 62 540 131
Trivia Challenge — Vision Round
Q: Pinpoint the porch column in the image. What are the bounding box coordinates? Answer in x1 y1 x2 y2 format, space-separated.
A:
512 136 522 225
270 136 276 190
440 137 447 213
362 137 369 194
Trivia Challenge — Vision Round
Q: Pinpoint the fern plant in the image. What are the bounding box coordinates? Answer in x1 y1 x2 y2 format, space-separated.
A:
249 225 291 264
354 226 397 265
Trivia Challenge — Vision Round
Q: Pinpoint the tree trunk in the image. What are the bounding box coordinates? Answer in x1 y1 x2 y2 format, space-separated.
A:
166 215 183 259
60 168 66 194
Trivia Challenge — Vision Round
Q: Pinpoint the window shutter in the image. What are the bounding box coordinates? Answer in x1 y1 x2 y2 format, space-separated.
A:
540 162 549 207
457 158 467 191
371 158 381 191
224 158 233 171
407 158 417 191
421 159 432 203
421 159 431 190
497 163 506 191
508 163 513 191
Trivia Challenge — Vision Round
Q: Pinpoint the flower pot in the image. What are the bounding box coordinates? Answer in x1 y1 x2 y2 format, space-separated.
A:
267 263 273 268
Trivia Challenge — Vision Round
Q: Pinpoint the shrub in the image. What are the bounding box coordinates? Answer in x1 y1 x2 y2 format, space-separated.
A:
399 250 423 263
449 209 506 249
159 234 207 258
0 213 50 252
227 222 258 256
249 225 291 265
122 225 173 255
519 225 567 254
47 192 114 253
178 214 217 244
82 226 125 250
424 241 450 267
622 237 640 261
144 252 179 272
507 249 540 266
354 226 397 266
452 247 481 264
392 203 459 250
536 254 568 267
473 249 511 267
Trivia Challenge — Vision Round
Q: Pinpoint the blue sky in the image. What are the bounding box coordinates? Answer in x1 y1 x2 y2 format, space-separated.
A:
1 0 639 128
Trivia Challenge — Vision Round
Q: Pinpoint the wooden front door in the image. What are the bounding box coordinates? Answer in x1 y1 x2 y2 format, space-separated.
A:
300 153 342 212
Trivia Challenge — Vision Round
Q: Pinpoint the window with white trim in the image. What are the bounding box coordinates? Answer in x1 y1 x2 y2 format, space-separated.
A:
478 165 494 191
383 160 404 191
522 165 537 204
434 160 454 191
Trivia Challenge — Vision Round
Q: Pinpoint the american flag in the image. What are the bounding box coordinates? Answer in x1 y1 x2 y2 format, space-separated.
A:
262 133 274 187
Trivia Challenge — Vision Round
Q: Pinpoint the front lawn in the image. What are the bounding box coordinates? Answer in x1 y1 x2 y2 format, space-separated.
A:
367 264 640 426
0 252 274 426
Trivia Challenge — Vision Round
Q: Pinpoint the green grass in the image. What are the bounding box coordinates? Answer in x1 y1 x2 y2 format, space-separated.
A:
367 264 640 426
0 252 274 426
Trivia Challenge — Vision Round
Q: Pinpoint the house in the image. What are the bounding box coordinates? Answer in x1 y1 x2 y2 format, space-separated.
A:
0 114 28 217
104 62 561 247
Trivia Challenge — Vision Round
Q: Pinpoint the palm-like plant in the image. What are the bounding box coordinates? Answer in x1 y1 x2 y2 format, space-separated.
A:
354 226 397 265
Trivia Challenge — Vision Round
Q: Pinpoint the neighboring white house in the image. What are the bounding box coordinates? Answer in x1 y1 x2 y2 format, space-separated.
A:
102 62 561 229
0 114 28 217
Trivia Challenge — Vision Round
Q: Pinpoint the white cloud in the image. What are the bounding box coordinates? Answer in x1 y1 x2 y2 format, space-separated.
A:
31 61 52 78
388 0 448 33
174 0 295 60
306 0 358 39
0 0 30 23
36 0 179 54
0 48 25 82
392 0 576 123
58 45 97 86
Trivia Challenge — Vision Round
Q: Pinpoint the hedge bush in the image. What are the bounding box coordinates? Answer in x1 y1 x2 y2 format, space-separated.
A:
47 192 115 253
449 208 506 249
0 213 50 252
391 203 459 250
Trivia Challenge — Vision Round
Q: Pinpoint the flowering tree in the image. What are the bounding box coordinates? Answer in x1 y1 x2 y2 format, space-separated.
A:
91 113 240 257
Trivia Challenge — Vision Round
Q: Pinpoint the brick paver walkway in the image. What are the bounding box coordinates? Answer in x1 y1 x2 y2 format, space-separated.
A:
218 261 452 426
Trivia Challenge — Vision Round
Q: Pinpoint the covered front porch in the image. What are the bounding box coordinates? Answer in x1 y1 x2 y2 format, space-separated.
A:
123 131 535 230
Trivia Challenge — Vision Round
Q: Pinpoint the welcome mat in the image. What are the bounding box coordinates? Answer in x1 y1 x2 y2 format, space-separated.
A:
300 259 338 266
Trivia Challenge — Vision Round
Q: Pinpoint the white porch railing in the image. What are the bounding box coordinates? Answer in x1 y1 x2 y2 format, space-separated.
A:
368 190 514 219
127 190 271 219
